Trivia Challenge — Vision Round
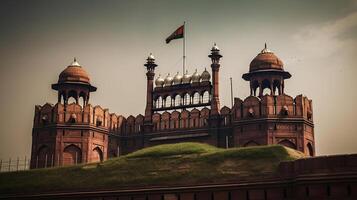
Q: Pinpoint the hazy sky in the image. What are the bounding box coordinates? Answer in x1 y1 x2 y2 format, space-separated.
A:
0 0 356 159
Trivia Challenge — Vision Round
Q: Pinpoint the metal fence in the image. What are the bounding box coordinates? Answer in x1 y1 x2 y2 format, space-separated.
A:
0 157 31 173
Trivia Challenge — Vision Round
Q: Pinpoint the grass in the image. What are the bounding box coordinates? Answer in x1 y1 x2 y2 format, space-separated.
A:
0 143 305 195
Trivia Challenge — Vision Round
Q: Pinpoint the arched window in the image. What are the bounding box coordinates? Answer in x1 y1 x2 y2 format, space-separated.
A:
202 91 210 103
193 92 200 104
184 93 190 105
165 96 172 107
175 95 181 107
156 96 163 108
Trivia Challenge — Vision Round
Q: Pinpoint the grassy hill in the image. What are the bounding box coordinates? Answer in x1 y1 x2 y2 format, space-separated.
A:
0 143 305 194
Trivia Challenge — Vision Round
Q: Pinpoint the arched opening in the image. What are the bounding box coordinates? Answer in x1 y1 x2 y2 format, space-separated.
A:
67 97 77 104
79 92 87 107
278 139 297 149
175 95 181 106
202 91 210 103
273 80 281 95
251 80 259 96
307 143 314 156
261 79 271 96
67 90 78 104
92 147 103 163
193 92 200 104
37 145 50 168
157 96 163 108
165 96 172 107
184 93 190 105
63 144 82 166
244 141 259 147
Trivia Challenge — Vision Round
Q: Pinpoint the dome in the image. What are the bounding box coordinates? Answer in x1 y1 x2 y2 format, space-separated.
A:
155 74 164 87
192 69 201 83
201 68 211 82
173 72 182 85
58 58 90 84
211 43 220 51
164 73 173 87
249 43 283 72
182 70 192 84
148 53 155 60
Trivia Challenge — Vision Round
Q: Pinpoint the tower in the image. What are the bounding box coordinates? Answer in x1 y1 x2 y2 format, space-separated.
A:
232 44 315 156
208 43 222 115
143 53 157 132
31 58 109 168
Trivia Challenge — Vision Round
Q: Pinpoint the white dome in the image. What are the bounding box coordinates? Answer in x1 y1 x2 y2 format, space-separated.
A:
191 69 201 83
155 74 164 87
148 53 155 60
212 43 220 51
182 70 191 84
164 73 173 87
173 72 182 85
201 68 211 82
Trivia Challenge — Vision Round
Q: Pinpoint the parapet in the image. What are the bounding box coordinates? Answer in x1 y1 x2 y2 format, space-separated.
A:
232 94 313 121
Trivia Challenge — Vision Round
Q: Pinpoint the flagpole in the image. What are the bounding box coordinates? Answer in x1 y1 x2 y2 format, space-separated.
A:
183 21 186 75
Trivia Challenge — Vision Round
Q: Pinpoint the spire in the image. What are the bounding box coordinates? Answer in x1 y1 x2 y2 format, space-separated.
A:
261 43 271 53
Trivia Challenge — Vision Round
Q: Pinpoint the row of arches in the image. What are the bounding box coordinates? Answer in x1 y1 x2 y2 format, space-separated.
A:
58 89 90 107
250 79 284 96
35 144 103 168
153 91 211 109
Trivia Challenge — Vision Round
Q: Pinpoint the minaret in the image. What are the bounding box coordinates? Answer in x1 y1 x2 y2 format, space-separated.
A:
208 43 222 115
143 53 157 129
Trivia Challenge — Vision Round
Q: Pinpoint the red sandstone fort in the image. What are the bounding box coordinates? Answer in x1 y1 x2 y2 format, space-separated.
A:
30 44 314 168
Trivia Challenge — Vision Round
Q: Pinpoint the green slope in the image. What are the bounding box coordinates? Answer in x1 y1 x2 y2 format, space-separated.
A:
0 143 305 194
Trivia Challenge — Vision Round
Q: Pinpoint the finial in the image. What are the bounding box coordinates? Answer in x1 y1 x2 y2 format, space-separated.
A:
212 43 220 51
148 53 155 60
70 57 80 66
261 43 271 53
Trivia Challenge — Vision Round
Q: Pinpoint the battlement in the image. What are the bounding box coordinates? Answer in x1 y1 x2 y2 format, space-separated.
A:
232 94 313 122
33 103 120 131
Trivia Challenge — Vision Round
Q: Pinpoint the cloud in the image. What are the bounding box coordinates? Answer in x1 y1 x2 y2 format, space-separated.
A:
292 11 357 59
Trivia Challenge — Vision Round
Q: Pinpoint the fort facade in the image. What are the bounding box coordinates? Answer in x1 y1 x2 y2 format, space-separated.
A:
30 44 314 168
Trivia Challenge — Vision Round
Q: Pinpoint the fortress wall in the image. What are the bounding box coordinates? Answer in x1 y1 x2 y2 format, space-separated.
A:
21 154 357 200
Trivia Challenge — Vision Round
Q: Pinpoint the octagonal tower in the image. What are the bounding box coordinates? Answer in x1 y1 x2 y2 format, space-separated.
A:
232 44 315 156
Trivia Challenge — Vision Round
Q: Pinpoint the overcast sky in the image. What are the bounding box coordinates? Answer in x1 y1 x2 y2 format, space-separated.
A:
0 0 356 159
